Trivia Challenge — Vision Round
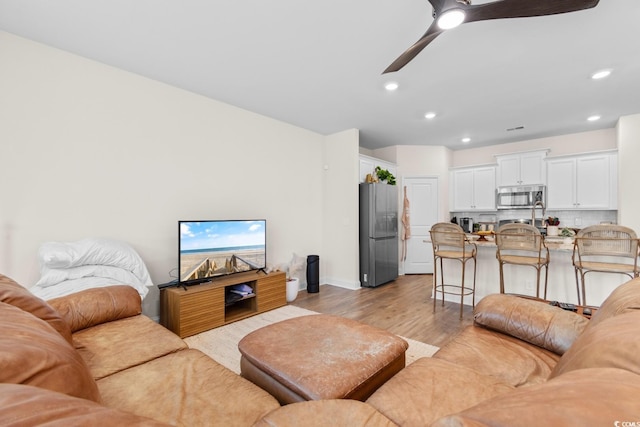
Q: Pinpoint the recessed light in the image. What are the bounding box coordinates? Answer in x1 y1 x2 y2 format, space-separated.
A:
587 115 601 122
462 137 471 143
424 112 436 119
591 69 612 80
384 81 399 91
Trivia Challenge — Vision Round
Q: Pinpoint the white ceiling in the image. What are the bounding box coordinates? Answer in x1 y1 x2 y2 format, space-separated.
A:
1 0 639 150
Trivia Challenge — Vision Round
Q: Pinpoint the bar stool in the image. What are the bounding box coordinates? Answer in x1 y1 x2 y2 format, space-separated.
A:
429 222 477 319
495 223 550 299
572 224 640 306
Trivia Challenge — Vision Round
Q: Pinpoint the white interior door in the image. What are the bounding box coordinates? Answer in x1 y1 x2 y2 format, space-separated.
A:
402 177 438 274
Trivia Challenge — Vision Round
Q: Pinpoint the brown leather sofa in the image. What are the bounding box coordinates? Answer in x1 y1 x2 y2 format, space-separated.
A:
3 269 640 427
0 274 279 426
260 277 640 426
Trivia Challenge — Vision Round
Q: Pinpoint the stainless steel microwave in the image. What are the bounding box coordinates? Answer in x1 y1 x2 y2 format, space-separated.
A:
496 185 546 210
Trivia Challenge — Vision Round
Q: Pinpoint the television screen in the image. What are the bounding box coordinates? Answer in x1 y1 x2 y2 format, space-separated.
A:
179 220 266 285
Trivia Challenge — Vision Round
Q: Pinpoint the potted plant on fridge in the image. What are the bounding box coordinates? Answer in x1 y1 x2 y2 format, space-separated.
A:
375 166 396 185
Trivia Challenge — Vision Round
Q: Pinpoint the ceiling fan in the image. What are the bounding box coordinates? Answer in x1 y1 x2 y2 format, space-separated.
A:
383 0 600 73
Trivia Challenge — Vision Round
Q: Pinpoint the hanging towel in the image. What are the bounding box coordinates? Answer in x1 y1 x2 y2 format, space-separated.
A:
401 186 411 261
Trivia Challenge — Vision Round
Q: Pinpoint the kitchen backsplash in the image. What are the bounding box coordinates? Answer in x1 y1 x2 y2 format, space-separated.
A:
452 210 618 229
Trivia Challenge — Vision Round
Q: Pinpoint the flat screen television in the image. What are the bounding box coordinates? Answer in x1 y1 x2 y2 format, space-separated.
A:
178 219 266 286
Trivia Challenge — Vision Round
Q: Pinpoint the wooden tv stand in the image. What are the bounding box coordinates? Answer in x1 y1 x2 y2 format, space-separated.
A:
160 270 286 338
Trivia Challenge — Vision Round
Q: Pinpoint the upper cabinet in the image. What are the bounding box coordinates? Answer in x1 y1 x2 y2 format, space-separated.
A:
359 155 397 184
496 150 548 187
450 166 496 211
546 151 617 210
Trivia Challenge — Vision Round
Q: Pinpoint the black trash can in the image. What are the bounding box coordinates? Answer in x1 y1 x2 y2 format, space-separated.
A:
306 255 319 293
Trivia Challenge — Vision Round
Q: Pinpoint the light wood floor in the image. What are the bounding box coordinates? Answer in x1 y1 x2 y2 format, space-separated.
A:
292 274 474 348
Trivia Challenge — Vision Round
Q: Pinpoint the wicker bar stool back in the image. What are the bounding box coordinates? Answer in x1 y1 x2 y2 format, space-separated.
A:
495 223 550 299
429 222 477 319
572 224 640 305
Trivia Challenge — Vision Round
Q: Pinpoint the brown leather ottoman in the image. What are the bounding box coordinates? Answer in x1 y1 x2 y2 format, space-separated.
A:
238 314 408 405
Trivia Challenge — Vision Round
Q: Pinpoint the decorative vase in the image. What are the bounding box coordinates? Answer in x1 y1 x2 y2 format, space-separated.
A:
547 226 559 237
286 278 300 303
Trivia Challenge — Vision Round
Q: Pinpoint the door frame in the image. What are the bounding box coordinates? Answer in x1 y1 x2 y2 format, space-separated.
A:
400 175 439 275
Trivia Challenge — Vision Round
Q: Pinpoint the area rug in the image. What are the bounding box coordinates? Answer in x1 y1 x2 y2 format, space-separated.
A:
184 305 439 374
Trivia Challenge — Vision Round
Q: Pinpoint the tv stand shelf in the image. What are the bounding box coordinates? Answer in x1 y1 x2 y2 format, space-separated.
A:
160 270 286 338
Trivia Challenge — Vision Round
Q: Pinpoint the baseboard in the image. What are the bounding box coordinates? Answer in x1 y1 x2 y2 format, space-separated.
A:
319 277 361 291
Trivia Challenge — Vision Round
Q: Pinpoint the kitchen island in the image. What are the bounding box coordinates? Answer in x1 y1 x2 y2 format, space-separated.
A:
435 235 627 308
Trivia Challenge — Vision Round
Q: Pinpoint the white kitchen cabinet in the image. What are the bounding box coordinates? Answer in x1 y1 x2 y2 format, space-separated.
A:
359 155 397 183
546 152 617 210
496 150 548 186
450 166 496 211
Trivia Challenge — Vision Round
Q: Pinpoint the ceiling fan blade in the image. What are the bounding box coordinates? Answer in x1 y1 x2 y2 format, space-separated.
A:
464 0 600 24
427 0 447 10
383 0 599 74
383 21 443 74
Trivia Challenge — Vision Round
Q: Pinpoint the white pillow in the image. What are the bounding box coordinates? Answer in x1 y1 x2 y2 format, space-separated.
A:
36 265 147 290
38 238 152 285
31 277 149 300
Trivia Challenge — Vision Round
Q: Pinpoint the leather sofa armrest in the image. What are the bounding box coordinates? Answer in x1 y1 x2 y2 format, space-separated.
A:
473 294 589 355
48 285 142 332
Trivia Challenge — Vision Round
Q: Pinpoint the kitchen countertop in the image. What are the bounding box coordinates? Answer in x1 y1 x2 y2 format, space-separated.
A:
425 233 621 307
466 235 575 252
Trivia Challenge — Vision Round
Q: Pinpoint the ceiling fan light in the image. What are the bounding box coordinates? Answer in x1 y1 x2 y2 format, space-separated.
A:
437 9 466 30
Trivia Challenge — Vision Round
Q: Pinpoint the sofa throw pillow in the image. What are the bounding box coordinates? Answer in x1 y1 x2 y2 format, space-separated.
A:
586 276 640 329
0 302 101 402
0 274 73 344
48 285 142 333
432 368 640 427
473 294 588 355
550 310 640 379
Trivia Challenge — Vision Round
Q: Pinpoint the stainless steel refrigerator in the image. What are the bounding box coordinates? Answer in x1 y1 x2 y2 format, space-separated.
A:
359 183 399 287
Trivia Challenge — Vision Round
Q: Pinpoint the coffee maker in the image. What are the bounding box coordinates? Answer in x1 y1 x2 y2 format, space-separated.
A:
459 217 474 234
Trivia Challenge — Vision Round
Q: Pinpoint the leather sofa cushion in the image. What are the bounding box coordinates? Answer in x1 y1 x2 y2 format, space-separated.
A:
587 276 640 329
0 302 101 402
550 310 640 378
0 384 169 426
0 273 73 344
48 285 142 332
255 400 397 427
97 348 279 427
366 358 513 427
433 325 560 387
72 314 188 380
432 368 640 427
473 294 588 355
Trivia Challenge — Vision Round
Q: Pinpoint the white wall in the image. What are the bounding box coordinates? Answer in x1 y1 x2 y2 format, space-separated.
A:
323 129 360 289
0 32 358 318
451 128 616 168
617 113 640 233
375 146 452 223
